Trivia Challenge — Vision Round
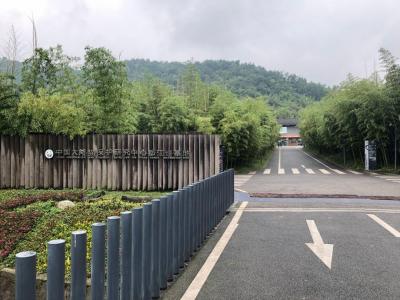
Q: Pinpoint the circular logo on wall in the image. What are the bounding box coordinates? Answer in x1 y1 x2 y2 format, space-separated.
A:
45 149 54 159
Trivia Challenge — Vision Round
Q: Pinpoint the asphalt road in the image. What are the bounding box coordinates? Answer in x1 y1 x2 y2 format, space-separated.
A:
165 196 400 300
236 146 400 197
164 147 400 299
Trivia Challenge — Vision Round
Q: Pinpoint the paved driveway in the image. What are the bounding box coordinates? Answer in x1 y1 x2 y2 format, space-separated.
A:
166 196 400 300
235 147 400 197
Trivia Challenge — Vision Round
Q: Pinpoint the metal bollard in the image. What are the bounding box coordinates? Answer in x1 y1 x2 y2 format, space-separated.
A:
178 189 185 268
121 211 132 300
71 230 87 300
183 187 190 262
201 180 206 243
193 183 198 250
186 185 194 257
166 194 174 281
191 184 197 253
143 202 153 299
159 195 168 289
16 251 36 300
151 199 161 298
132 207 143 299
207 179 212 234
91 223 105 300
172 191 180 274
107 216 120 300
47 239 65 300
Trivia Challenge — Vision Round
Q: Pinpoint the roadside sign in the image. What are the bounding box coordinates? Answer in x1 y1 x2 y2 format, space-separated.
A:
364 140 377 170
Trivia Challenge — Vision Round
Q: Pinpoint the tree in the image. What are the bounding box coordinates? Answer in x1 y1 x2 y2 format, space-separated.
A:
82 47 127 132
17 90 87 138
21 48 55 95
158 96 191 132
0 73 20 134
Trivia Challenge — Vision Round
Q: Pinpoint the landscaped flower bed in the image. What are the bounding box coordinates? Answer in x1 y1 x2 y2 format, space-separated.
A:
0 189 165 276
0 209 42 259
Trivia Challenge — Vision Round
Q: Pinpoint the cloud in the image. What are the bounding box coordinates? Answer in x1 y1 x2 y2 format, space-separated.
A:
0 0 399 85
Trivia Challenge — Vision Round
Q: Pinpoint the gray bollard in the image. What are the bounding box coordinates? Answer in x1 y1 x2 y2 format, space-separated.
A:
16 251 36 300
166 194 174 281
107 216 120 300
195 183 201 249
121 211 132 300
190 184 196 254
47 239 65 300
183 187 190 262
91 223 105 300
143 202 153 299
172 191 180 274
201 181 206 242
178 189 185 268
132 207 144 299
159 196 168 289
151 199 161 298
71 230 87 300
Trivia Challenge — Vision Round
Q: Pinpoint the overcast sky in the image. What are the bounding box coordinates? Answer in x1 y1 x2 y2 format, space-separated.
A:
1 0 399 86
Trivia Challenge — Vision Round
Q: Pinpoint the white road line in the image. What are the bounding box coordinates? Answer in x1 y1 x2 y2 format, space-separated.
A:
263 169 271 175
367 214 400 237
234 207 400 213
234 175 253 187
301 165 306 169
302 151 337 173
278 168 285 175
332 169 346 175
319 169 331 175
348 170 362 175
181 201 248 300
292 168 300 174
278 147 282 170
248 171 256 175
234 188 248 193
305 168 315 174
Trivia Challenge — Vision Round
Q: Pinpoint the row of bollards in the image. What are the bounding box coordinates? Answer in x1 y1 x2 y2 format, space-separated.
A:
14 169 234 300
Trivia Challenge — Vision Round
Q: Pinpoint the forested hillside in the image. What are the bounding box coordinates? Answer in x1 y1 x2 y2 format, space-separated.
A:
1 57 328 119
125 59 328 118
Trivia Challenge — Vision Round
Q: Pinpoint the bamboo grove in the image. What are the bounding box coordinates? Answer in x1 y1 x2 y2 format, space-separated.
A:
299 49 400 169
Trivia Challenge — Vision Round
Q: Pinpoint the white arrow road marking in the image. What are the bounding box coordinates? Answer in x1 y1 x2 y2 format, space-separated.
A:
301 165 306 169
305 220 333 269
367 214 400 237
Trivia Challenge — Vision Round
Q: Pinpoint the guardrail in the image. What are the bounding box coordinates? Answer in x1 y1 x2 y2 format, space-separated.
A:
14 169 234 300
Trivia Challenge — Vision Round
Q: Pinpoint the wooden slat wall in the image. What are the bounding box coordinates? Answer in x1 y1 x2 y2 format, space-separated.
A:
0 134 220 191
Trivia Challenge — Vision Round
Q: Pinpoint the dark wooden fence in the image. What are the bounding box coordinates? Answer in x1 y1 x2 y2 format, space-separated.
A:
0 134 220 190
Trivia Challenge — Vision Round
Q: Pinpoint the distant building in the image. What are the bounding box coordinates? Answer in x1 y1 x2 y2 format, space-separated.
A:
278 118 301 146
